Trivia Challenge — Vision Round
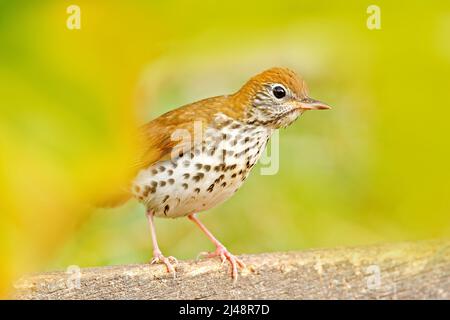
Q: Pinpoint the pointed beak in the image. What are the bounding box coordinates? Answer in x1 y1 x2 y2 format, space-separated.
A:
297 97 332 111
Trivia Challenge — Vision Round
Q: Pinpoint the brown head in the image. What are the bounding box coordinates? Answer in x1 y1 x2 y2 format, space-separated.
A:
232 67 331 128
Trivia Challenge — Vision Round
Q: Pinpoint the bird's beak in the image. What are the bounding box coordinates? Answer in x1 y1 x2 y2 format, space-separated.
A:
297 97 332 111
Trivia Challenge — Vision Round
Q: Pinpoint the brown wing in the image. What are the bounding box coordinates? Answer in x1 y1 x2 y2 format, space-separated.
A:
96 95 240 207
134 95 230 170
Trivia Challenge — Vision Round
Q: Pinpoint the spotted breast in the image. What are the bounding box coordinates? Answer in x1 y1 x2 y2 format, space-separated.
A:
132 113 272 218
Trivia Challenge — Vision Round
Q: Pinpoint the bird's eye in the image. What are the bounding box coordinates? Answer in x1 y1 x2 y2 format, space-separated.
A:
272 85 286 99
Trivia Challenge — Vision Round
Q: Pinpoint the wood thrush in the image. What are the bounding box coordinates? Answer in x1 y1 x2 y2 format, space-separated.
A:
103 67 330 280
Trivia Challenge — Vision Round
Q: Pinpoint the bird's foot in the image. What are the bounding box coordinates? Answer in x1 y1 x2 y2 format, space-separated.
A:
150 251 177 277
197 245 246 281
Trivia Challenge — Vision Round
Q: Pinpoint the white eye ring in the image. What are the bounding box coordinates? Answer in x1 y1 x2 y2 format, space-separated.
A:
270 84 287 99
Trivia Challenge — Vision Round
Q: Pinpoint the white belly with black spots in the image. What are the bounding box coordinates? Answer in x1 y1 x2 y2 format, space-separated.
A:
132 114 272 218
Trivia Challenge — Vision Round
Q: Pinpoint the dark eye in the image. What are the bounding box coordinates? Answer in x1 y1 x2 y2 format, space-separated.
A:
272 85 286 99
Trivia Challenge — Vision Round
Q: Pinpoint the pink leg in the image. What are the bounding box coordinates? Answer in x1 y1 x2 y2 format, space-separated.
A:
188 213 245 280
146 209 177 276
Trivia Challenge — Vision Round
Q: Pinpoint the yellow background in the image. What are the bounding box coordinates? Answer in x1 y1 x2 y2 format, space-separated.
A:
1 1 449 295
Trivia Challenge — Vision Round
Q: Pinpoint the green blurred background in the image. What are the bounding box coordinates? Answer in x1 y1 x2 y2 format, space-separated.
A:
1 0 450 294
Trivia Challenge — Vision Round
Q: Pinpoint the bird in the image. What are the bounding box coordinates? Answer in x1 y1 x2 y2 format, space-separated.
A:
101 67 331 280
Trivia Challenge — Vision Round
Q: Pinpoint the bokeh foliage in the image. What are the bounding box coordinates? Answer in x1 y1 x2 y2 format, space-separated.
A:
1 0 449 295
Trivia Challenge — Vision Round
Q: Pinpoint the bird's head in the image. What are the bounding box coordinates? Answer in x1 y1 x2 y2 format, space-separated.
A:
234 67 331 129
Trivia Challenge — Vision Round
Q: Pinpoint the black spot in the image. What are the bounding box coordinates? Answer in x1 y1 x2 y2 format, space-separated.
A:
143 186 151 197
159 181 166 187
190 152 194 159
151 169 158 175
194 188 200 194
164 205 170 215
245 148 250 153
168 178 175 185
151 181 158 187
231 123 241 129
193 172 204 182
168 169 174 176
221 182 227 188
207 184 215 192
231 139 238 146
231 173 237 178
162 195 169 203
183 173 190 179
150 187 156 194
182 183 188 190
204 165 211 172
214 165 221 172
195 163 203 170
214 174 225 184
159 166 166 172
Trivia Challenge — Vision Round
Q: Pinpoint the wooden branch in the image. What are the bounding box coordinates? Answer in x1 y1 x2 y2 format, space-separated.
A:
13 239 449 299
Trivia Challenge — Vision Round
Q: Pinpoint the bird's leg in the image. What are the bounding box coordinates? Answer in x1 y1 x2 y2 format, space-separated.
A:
188 213 245 280
146 209 177 276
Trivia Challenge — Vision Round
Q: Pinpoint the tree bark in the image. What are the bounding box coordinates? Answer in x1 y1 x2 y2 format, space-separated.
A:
13 239 449 299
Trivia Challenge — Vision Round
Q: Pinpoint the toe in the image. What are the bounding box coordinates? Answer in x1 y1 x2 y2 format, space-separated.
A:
168 256 178 265
195 247 245 280
150 256 160 265
236 257 246 269
228 257 238 280
161 257 176 275
150 254 177 276
219 253 227 265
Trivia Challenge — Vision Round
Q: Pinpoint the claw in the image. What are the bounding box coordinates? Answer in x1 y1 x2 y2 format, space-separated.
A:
151 253 177 278
197 245 245 281
167 256 178 265
220 254 227 266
